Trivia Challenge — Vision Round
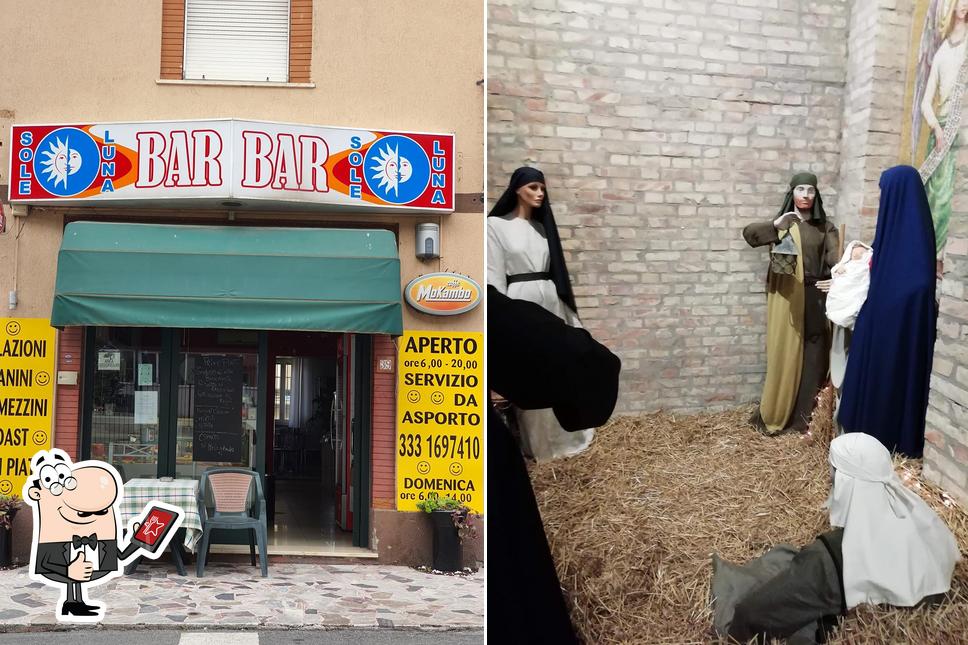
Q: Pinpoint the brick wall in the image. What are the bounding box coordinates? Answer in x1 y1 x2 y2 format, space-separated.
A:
289 0 313 83
828 0 968 507
371 335 396 509
488 0 849 412
53 326 83 457
925 142 968 505
159 0 185 80
837 0 915 244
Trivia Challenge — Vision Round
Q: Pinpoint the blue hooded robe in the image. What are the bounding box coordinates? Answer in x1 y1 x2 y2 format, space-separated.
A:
838 166 937 457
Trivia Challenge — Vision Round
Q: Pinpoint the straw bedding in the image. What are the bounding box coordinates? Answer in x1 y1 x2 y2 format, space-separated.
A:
529 395 968 644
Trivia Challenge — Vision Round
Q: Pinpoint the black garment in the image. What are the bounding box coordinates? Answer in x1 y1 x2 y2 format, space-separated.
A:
35 539 138 582
488 286 621 644
35 538 139 609
488 167 577 313
488 286 620 431
728 530 844 644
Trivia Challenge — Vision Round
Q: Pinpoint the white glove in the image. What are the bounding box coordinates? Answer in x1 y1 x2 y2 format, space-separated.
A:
773 211 799 231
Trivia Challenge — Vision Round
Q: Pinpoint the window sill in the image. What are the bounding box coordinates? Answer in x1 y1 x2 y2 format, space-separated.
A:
156 79 315 89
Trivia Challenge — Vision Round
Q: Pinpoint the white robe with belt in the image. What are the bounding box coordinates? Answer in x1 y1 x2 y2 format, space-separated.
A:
487 214 594 462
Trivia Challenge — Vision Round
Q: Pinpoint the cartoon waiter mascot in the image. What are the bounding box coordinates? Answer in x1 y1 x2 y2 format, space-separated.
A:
23 448 183 622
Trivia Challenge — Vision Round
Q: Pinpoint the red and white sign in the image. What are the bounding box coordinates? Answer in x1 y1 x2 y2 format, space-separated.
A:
9 119 455 213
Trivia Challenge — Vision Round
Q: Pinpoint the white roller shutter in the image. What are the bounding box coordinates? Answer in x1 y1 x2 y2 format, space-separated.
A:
184 0 290 82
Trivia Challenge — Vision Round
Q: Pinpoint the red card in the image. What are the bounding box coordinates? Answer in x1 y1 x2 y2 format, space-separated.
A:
134 508 176 547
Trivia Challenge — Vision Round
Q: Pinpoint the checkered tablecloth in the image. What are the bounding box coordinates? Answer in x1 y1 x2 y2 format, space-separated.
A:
121 478 202 552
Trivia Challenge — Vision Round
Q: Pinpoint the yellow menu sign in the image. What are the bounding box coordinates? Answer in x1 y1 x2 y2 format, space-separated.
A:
0 319 55 497
396 331 483 513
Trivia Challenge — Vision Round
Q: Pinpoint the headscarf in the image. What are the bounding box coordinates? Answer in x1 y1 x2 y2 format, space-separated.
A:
867 166 936 283
488 167 578 313
774 172 827 223
827 433 960 609
825 241 872 329
837 166 937 457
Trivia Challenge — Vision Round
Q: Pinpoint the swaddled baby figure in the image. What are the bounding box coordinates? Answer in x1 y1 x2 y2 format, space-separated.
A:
823 241 873 421
826 241 872 329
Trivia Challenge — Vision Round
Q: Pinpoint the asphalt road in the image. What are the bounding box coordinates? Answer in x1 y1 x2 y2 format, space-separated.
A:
0 629 486 644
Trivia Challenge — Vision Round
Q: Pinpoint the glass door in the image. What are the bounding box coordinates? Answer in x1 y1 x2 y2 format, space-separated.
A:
173 330 259 479
89 327 162 482
84 326 263 483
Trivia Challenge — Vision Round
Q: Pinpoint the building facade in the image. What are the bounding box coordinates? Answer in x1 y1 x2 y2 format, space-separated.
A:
1 0 484 565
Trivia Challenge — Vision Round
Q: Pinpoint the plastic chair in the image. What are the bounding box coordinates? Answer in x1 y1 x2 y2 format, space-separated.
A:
195 467 268 577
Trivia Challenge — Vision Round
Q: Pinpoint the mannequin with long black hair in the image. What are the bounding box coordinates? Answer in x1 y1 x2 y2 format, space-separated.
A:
487 167 595 461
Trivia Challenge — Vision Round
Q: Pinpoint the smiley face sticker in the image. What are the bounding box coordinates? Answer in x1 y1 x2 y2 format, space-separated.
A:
417 461 431 475
449 462 463 476
430 391 445 405
407 390 420 404
35 372 51 387
0 480 12 495
5 320 21 336
32 430 49 446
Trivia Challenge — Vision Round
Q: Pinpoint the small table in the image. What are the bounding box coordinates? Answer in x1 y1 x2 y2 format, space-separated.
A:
120 477 202 576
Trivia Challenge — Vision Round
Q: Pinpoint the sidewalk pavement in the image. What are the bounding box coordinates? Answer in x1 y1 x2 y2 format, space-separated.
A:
0 561 484 631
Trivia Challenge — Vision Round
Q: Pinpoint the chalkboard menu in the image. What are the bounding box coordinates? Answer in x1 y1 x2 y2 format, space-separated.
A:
192 355 244 462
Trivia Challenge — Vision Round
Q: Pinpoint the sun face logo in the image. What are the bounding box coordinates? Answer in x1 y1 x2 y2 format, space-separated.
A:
370 145 412 195
363 135 430 205
33 127 100 197
41 139 82 188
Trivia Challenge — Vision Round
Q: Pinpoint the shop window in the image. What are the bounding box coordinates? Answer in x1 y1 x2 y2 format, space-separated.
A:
160 0 313 83
88 327 259 481
90 328 163 481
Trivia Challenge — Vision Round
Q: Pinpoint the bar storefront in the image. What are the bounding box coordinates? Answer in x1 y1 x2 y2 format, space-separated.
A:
3 118 483 566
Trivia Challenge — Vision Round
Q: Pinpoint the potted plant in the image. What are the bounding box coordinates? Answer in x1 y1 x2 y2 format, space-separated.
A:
416 495 478 572
0 494 22 567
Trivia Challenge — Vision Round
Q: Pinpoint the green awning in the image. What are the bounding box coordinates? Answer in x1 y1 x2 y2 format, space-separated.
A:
51 222 403 335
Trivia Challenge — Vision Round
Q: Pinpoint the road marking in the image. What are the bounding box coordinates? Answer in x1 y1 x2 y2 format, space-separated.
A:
179 633 259 645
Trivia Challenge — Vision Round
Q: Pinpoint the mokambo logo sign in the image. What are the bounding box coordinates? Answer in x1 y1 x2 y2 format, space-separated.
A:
404 273 482 316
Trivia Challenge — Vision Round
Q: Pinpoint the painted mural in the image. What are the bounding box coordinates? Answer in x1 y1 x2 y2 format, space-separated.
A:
901 0 968 259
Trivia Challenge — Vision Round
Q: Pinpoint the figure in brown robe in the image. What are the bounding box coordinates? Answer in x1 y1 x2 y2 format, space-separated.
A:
743 173 839 434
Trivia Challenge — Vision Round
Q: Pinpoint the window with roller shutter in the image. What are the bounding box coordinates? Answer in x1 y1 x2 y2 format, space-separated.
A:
160 0 312 84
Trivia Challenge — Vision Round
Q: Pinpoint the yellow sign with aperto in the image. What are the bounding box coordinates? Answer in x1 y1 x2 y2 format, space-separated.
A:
0 318 56 498
396 331 483 513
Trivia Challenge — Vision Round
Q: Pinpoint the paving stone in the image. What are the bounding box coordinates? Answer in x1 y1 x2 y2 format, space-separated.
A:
0 609 27 619
0 563 482 629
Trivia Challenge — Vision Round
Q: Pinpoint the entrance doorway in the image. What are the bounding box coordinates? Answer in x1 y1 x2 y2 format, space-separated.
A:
267 331 359 554
83 326 374 557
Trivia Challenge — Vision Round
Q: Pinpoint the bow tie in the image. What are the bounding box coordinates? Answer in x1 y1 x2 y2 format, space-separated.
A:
72 534 98 549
